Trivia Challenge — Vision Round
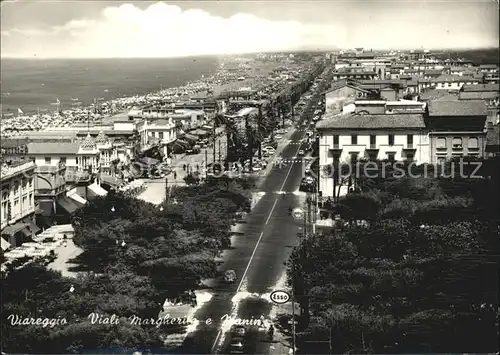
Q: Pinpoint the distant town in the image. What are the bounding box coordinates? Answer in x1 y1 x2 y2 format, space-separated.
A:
1 48 499 355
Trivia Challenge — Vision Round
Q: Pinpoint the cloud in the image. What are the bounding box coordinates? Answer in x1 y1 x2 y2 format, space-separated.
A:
3 2 345 58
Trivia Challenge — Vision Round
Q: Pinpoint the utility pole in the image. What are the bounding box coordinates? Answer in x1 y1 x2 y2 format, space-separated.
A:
291 272 297 355
218 140 221 163
258 104 263 160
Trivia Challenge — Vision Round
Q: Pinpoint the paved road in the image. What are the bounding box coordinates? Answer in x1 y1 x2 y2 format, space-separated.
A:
177 115 313 354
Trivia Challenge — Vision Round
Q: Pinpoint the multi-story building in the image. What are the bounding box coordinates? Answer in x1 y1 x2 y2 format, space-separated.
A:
316 113 429 197
426 100 488 163
137 117 178 156
432 75 480 90
1 159 37 249
26 135 100 175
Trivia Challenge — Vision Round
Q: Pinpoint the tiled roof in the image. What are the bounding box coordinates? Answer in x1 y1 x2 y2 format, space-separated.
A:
461 83 499 92
81 134 96 149
479 64 499 69
424 69 443 75
316 113 425 130
427 100 487 116
27 142 80 154
419 89 456 101
459 91 499 100
432 74 479 83
95 131 109 144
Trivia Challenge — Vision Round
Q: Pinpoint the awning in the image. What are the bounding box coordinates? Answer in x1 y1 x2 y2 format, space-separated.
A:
57 196 80 215
184 133 198 142
1 222 30 236
88 182 108 197
202 125 214 131
21 227 32 238
37 200 54 217
21 217 41 235
100 174 125 188
67 188 87 205
68 193 86 208
139 157 159 166
1 237 11 251
176 139 190 147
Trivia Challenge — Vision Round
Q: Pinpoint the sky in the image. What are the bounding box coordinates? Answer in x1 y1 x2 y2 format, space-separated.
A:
1 0 498 58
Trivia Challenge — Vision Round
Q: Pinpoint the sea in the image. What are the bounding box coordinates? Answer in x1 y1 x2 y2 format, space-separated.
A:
0 56 220 115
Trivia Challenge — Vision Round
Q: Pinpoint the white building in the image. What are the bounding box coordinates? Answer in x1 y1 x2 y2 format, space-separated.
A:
137 117 177 156
316 113 429 198
1 160 37 249
26 135 100 174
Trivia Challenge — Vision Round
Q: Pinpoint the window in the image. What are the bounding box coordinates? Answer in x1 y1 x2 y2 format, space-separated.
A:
468 137 479 150
407 134 414 147
350 152 359 162
406 152 415 162
452 137 463 149
159 132 164 139
436 137 447 149
29 193 33 206
44 157 51 164
437 156 447 165
29 157 35 163
351 135 358 145
333 135 339 147
29 178 33 189
387 152 395 161
388 134 395 146
370 135 376 147
60 157 67 164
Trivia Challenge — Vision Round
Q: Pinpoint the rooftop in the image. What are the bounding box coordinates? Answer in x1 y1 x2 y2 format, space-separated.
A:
459 91 499 100
316 113 425 130
27 142 80 155
461 83 499 92
427 100 487 117
432 74 479 83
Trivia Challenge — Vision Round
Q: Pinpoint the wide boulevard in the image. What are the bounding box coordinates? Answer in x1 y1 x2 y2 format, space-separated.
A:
179 114 312 354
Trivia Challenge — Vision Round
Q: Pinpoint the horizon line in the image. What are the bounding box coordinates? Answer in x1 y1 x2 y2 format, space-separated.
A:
1 47 498 60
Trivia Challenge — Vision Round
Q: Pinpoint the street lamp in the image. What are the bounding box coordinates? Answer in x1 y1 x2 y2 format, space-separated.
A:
111 206 115 212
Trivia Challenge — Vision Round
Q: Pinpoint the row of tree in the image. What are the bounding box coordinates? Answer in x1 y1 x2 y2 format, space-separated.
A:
1 176 255 354
287 173 499 353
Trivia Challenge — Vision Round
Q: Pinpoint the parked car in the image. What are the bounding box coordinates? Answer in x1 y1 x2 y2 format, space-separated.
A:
297 150 305 156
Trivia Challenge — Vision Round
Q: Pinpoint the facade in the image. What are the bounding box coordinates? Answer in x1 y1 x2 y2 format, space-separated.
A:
432 75 480 90
1 160 37 249
426 100 488 163
137 117 177 156
316 113 429 197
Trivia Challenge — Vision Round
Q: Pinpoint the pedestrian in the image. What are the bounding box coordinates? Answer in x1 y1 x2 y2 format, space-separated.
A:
183 164 186 171
173 171 177 180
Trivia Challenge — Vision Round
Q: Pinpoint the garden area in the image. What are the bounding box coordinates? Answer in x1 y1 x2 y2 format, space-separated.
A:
287 164 499 353
1 176 255 354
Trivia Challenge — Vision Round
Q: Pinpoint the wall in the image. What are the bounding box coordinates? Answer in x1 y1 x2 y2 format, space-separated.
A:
318 130 430 197
429 133 485 163
32 155 78 169
1 165 36 230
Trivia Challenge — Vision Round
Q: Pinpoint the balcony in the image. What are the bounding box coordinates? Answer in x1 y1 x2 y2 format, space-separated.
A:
452 144 463 151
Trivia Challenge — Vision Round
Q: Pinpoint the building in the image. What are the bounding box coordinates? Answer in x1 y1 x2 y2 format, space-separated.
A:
431 74 480 90
26 136 100 175
1 159 38 249
426 100 488 164
316 113 429 197
137 117 177 154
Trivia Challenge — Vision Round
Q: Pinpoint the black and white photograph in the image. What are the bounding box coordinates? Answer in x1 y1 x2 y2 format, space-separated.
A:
0 0 499 354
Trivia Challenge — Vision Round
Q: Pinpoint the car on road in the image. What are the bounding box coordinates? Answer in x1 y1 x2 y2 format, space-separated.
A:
297 150 305 156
